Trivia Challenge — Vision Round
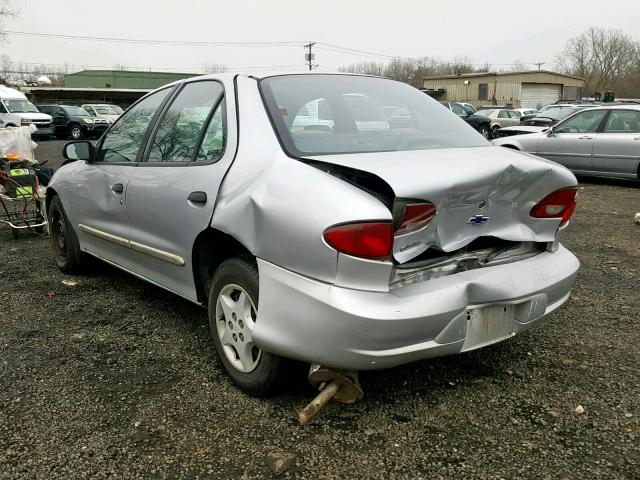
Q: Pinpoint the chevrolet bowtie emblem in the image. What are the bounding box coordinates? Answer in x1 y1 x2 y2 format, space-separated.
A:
468 214 490 224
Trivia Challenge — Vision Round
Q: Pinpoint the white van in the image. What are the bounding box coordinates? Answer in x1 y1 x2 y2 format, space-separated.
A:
0 85 54 137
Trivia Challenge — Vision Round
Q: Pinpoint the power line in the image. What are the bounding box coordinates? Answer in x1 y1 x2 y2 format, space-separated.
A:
4 30 307 47
4 30 548 69
0 62 308 75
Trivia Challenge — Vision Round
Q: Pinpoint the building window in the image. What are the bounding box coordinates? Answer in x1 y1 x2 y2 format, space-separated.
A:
478 83 488 101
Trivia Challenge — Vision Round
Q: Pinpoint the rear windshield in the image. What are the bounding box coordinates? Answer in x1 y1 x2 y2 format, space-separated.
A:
260 74 487 156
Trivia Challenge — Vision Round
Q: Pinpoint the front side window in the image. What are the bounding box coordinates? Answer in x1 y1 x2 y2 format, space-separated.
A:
97 87 172 163
555 110 607 134
147 81 224 163
498 110 509 119
604 110 640 133
261 74 487 156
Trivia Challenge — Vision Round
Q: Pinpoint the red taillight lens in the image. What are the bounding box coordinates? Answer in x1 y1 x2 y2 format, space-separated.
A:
395 202 437 235
323 222 393 259
530 187 578 224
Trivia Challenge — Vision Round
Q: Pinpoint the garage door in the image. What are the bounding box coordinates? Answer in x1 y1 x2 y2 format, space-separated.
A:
520 83 562 109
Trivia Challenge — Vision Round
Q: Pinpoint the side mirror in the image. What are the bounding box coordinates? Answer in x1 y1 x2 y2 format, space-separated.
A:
546 126 555 137
63 141 94 162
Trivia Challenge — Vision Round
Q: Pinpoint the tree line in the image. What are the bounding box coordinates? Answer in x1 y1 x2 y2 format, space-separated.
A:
339 27 640 98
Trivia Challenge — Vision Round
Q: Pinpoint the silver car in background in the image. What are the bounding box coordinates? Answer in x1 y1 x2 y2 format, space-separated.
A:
47 73 580 396
494 105 640 180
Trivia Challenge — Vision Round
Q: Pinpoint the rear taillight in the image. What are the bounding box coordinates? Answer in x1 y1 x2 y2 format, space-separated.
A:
323 222 393 259
395 202 437 235
530 187 578 224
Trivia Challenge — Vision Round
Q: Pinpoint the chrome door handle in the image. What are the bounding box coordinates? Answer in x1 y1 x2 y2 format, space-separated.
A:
578 136 593 140
633 136 640 141
112 183 124 194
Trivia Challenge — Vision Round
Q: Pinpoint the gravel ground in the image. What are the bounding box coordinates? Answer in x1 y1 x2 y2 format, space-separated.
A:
1 140 639 479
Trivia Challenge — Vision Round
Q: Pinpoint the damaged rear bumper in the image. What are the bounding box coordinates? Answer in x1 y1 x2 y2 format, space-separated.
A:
253 245 579 370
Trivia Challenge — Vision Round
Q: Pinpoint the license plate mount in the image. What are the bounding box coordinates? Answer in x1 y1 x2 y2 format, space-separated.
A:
462 303 515 351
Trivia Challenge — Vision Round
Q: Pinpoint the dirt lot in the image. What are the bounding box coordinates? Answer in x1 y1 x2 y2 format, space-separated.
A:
1 140 639 479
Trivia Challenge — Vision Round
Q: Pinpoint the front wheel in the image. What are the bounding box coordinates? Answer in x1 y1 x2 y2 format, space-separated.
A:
478 125 490 139
207 256 284 396
48 195 86 274
69 125 83 140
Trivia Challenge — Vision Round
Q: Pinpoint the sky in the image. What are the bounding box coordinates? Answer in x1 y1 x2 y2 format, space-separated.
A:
2 0 640 74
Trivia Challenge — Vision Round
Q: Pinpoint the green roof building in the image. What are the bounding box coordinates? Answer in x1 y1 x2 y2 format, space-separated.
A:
64 70 196 89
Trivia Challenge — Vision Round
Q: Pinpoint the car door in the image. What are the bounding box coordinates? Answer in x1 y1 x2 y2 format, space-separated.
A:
72 87 174 266
124 78 238 300
52 107 68 134
537 109 608 171
592 109 640 177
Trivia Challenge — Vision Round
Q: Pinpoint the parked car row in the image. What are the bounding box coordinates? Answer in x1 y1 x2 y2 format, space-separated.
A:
0 84 123 140
494 105 640 181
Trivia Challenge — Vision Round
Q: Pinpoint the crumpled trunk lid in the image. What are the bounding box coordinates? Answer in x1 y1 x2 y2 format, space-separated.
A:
305 146 577 263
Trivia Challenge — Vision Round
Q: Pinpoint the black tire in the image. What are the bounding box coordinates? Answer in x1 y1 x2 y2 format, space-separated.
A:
69 124 83 140
48 195 86 274
491 125 500 138
478 125 490 139
207 255 283 396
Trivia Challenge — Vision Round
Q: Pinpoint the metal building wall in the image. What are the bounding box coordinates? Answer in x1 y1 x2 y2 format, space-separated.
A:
64 70 195 89
423 71 584 107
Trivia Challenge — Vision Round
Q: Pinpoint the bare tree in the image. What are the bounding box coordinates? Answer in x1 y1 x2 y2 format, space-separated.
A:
338 61 385 76
0 0 16 43
509 59 526 72
556 27 637 94
202 63 227 74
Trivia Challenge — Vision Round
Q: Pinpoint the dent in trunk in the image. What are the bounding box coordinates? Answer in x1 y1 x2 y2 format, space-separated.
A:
305 146 577 265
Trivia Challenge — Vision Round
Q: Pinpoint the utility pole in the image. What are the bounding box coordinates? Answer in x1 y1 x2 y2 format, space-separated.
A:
304 42 316 71
534 62 545 71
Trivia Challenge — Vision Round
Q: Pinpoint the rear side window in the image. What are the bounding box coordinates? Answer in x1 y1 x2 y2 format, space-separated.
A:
97 87 172 163
147 81 224 163
604 110 640 133
261 74 487 156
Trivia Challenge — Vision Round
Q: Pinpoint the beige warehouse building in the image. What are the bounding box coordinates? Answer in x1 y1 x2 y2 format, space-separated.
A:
423 70 585 109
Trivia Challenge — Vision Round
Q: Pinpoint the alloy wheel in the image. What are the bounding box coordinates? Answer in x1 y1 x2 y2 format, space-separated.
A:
215 284 261 373
71 127 82 139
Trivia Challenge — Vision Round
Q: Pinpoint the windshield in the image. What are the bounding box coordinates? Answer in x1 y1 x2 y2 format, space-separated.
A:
260 75 487 156
476 109 496 117
109 105 124 114
92 105 121 115
92 106 112 114
63 106 90 116
4 99 39 113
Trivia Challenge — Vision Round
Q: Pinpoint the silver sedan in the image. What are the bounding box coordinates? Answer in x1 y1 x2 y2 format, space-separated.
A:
494 105 640 180
47 73 580 395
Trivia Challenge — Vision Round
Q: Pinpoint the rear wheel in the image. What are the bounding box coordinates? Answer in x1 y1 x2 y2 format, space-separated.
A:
207 255 284 396
48 195 86 274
